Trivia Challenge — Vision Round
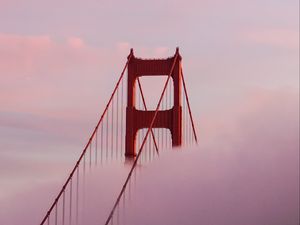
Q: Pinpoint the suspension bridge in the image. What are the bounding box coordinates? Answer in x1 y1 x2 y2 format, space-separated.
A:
40 48 198 225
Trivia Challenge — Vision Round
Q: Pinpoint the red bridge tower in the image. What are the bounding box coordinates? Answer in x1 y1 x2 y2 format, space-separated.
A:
125 49 182 157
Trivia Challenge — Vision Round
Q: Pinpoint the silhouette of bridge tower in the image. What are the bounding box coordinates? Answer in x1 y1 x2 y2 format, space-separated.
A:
125 48 182 157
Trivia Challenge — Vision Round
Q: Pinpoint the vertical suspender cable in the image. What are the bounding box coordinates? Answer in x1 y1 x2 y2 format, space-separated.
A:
184 91 187 145
106 108 109 160
117 202 120 225
181 68 198 143
95 129 98 165
89 142 92 168
116 88 119 159
62 191 65 225
120 75 124 158
82 155 86 222
83 154 86 177
187 104 190 146
111 98 114 159
164 80 167 149
101 122 103 164
55 203 57 225
182 88 185 144
169 81 171 148
69 178 72 225
138 85 141 150
169 80 171 148
166 79 168 149
76 167 79 225
162 86 165 149
186 93 188 145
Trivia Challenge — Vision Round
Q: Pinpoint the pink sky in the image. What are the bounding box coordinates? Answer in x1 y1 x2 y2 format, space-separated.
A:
0 0 299 224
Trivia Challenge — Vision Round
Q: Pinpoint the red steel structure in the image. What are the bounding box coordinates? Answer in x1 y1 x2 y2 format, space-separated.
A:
125 48 182 157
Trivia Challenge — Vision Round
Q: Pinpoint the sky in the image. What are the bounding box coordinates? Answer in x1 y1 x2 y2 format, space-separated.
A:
0 0 299 224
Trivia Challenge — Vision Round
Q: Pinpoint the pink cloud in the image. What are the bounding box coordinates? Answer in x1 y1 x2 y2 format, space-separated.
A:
0 34 52 47
0 33 117 107
0 33 114 78
115 42 171 58
240 28 299 50
66 36 85 49
0 34 53 77
154 47 169 57
116 42 131 52
199 88 299 149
